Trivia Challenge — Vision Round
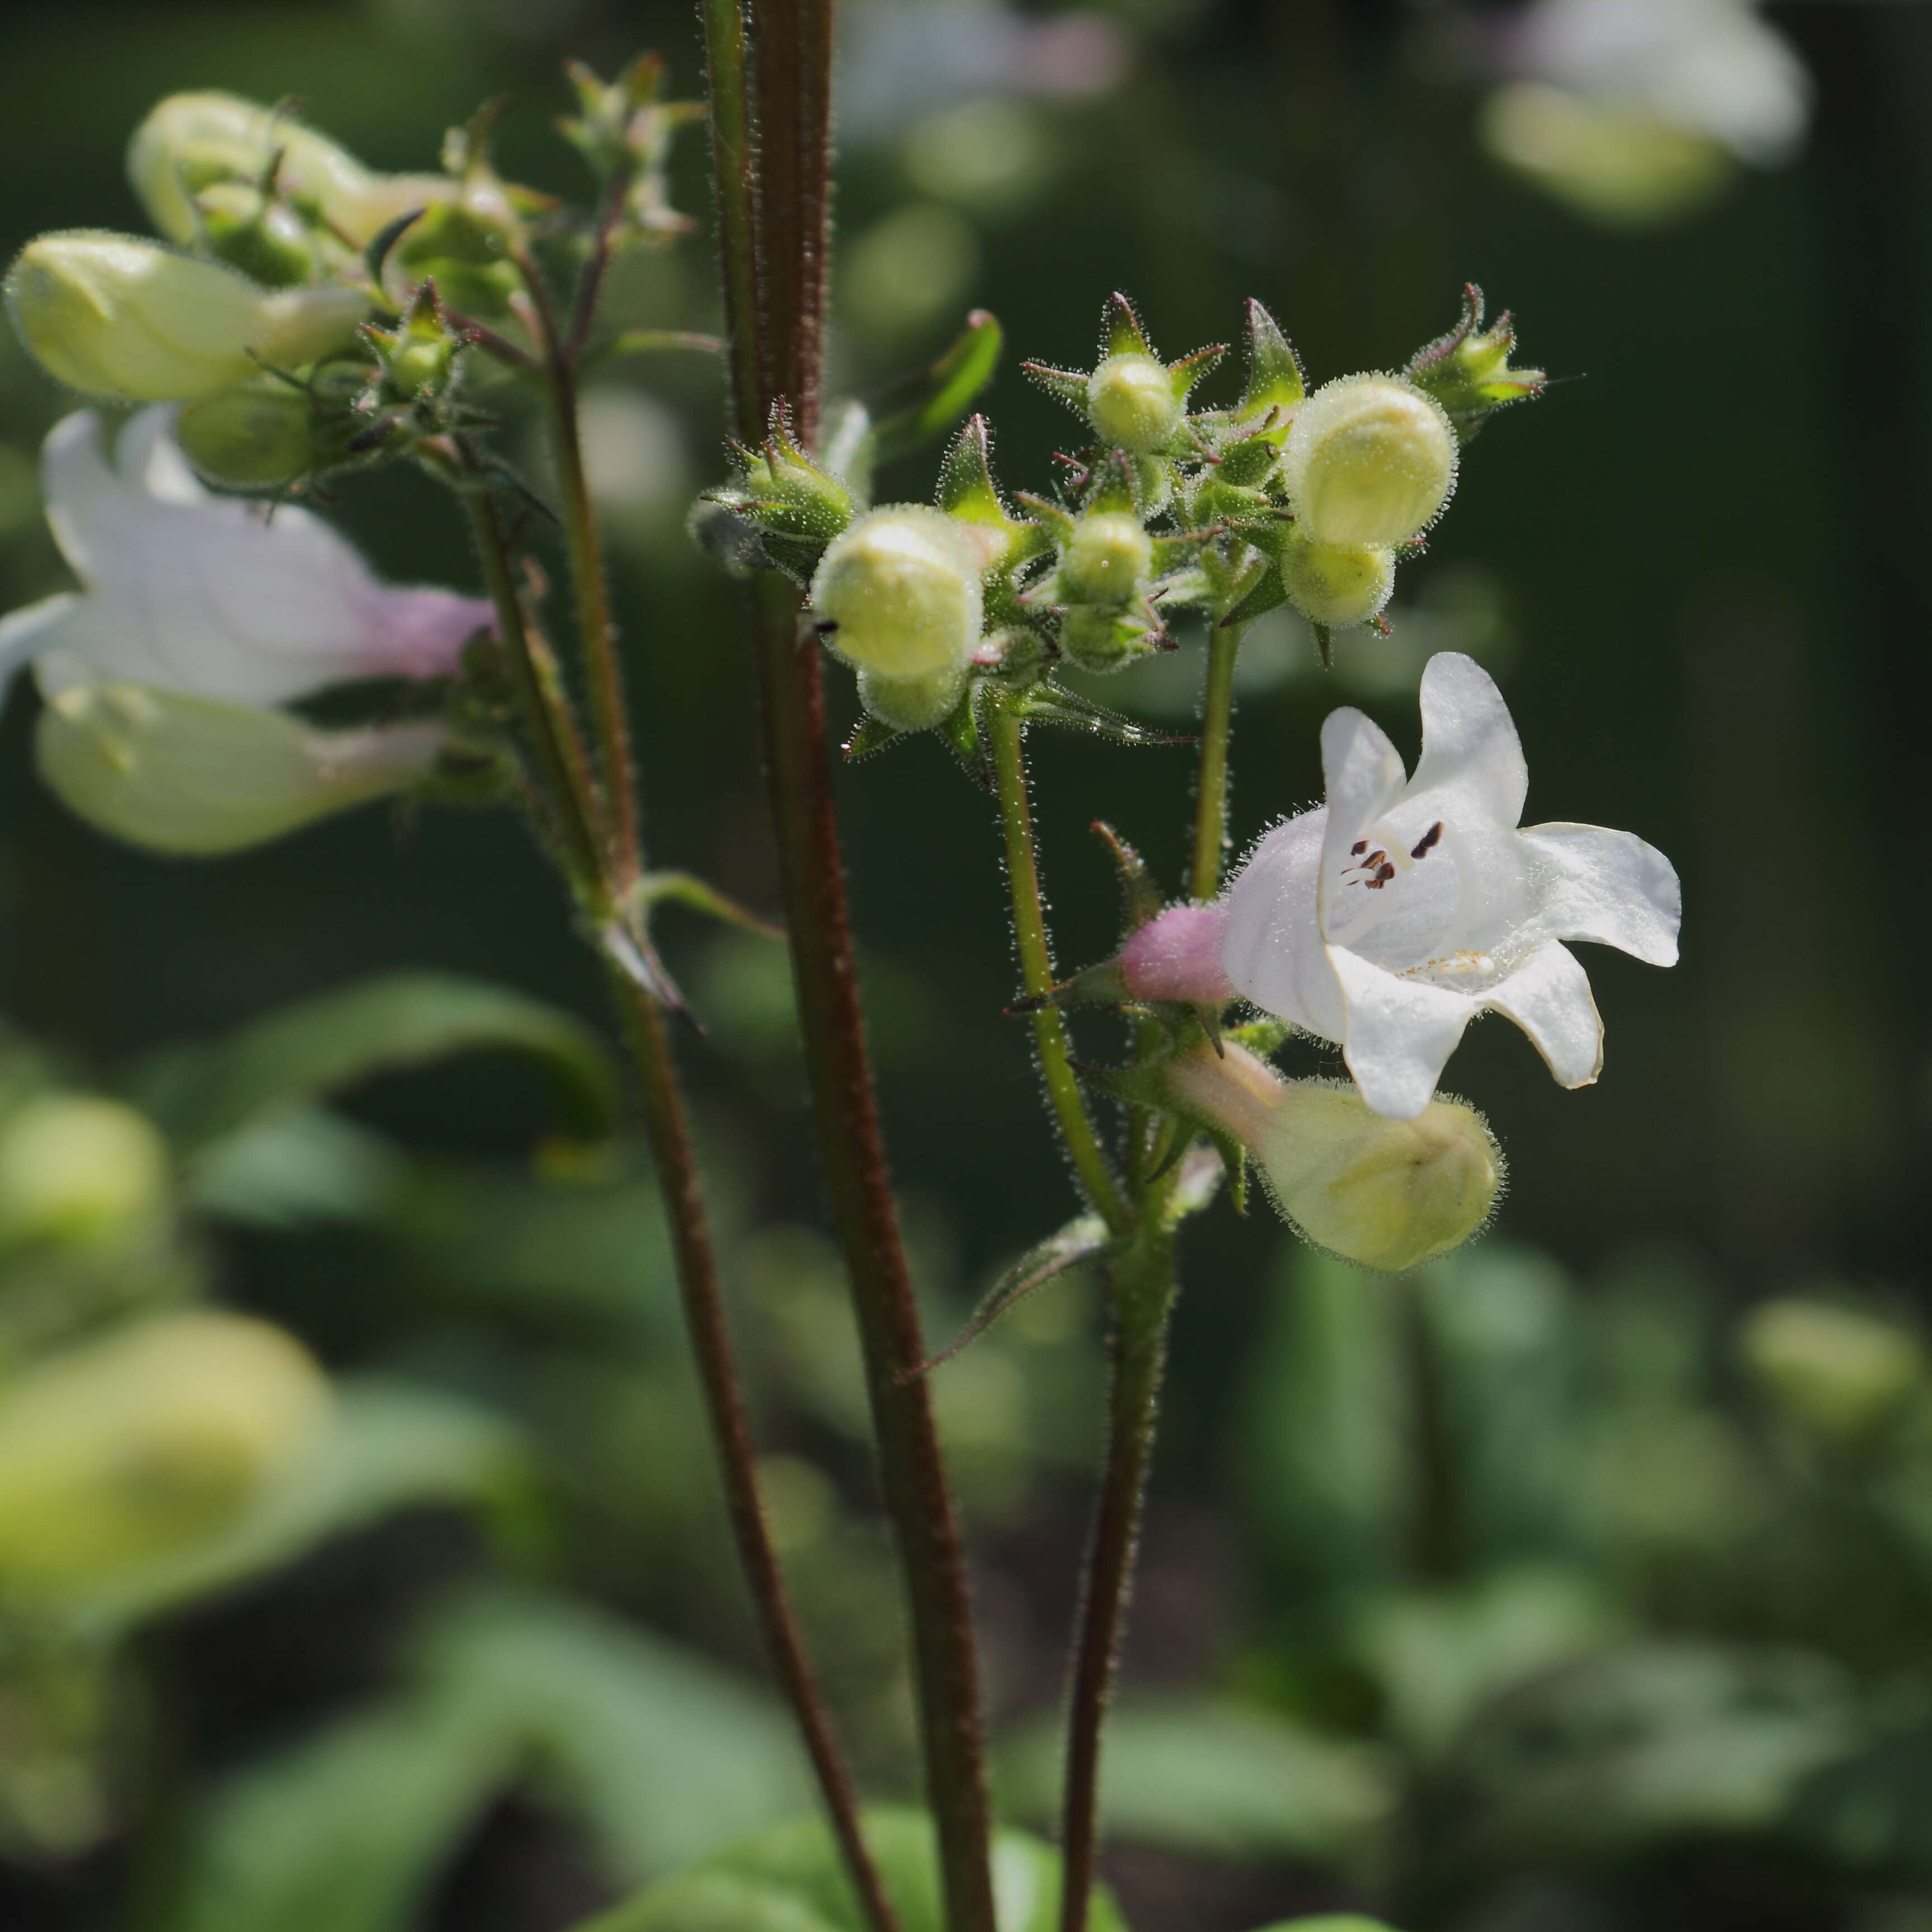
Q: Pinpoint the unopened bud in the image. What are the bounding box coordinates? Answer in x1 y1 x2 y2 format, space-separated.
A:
390 197 518 319
1119 904 1235 1004
129 92 453 251
176 379 320 489
1167 1043 1500 1271
856 664 969 732
810 505 984 681
1086 352 1182 454
1741 1298 1925 1444
193 182 319 288
6 233 362 402
1059 605 1156 675
1282 374 1457 547
1273 528 1395 629
0 1096 169 1249
36 681 446 856
0 1311 329 1592
1061 512 1152 606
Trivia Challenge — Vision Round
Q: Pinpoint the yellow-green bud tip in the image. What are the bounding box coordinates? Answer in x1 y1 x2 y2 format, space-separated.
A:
1086 353 1182 454
809 505 984 681
1275 530 1395 629
0 1095 169 1249
1741 1298 1925 1443
1062 512 1153 605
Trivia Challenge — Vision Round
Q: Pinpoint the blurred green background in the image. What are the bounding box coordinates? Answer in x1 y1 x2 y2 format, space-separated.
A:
3 2 1932 1929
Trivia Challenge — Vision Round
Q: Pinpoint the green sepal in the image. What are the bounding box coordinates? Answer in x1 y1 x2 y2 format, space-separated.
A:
1228 1015 1295 1057
1167 339 1228 401
363 206 427 290
1091 820 1164 934
1216 430 1285 490
905 1213 1121 1377
936 680 992 787
1020 361 1089 413
1153 567 1216 611
1005 958 1130 1016
1188 475 1277 531
1219 562 1289 631
1084 451 1139 517
1405 283 1545 438
842 713 909 761
937 416 1048 570
1311 621 1334 671
1239 297 1306 424
1013 492 1077 546
1101 290 1154 358
868 309 1004 469
1011 681 1190 749
625 870 784 941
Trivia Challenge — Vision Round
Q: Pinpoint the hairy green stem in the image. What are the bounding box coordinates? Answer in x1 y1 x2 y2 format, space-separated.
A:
703 6 998 1928
470 451 895 1932
1189 619 1244 902
987 697 1128 1233
1057 1232 1177 1932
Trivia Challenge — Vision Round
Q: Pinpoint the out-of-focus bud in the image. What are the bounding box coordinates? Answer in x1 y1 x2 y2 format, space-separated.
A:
1086 352 1182 455
1059 605 1158 676
1282 374 1457 548
1406 286 1545 437
1273 528 1395 629
364 282 462 401
128 91 453 252
36 682 446 856
856 664 969 733
390 196 518 320
175 379 319 490
6 234 362 402
709 427 856 581
1741 1298 1926 1445
192 183 320 289
809 505 984 682
1166 1042 1500 1271
0 1310 330 1592
1060 512 1152 606
0 1096 169 1249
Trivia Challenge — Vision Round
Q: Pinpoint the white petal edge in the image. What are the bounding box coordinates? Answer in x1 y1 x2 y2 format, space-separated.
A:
1220 808 1348 1041
1521 821 1681 966
1481 939 1604 1088
1409 651 1528 831
0 593 82 690
1317 707 1406 932
1328 944 1477 1120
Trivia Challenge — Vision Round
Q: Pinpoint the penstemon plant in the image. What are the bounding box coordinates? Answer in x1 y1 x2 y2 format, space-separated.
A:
0 11 1680 1932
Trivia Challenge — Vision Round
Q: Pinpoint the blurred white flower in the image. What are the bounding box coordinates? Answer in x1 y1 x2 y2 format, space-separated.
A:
0 409 490 708
1477 0 1810 228
1219 653 1680 1120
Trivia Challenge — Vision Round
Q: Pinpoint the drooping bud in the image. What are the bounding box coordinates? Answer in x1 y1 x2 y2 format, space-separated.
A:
1086 352 1182 455
1119 903 1235 1005
0 1311 330 1592
1740 1298 1926 1446
1060 511 1153 606
1272 528 1395 629
1281 374 1457 548
809 505 984 683
36 682 447 856
1166 1041 1500 1271
6 233 363 402
856 664 969 733
0 1096 169 1250
127 91 453 252
175 378 321 489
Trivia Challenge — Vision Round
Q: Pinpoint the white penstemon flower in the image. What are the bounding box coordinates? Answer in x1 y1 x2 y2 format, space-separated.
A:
1219 651 1680 1120
0 408 490 705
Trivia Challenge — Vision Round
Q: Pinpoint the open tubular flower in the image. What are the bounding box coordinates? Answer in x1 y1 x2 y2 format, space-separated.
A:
0 410 491 707
809 505 985 684
7 233 363 404
1220 652 1680 1119
1165 1040 1501 1271
1281 373 1458 548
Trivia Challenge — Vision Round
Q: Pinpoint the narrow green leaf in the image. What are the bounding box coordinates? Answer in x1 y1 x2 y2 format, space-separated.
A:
868 310 1004 468
132 972 621 1152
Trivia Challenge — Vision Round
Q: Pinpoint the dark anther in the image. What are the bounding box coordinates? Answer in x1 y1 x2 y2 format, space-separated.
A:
1411 821 1444 859
1351 840 1368 855
813 619 839 637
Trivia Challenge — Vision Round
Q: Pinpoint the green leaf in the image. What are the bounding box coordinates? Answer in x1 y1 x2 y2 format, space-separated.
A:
154 1690 516 1932
132 972 621 1152
1011 683 1192 750
409 1587 811 1887
69 1379 532 1636
572 1808 1128 1932
997 1697 1395 1862
868 311 1004 470
908 1214 1117 1377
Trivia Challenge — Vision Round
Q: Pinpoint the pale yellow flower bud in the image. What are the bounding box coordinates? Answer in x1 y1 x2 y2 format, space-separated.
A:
857 664 969 732
0 1311 330 1592
1086 352 1182 454
1061 512 1153 605
6 233 362 402
810 506 984 681
1275 529 1395 628
36 682 446 856
1282 373 1458 547
0 1096 169 1249
1167 1043 1500 1272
